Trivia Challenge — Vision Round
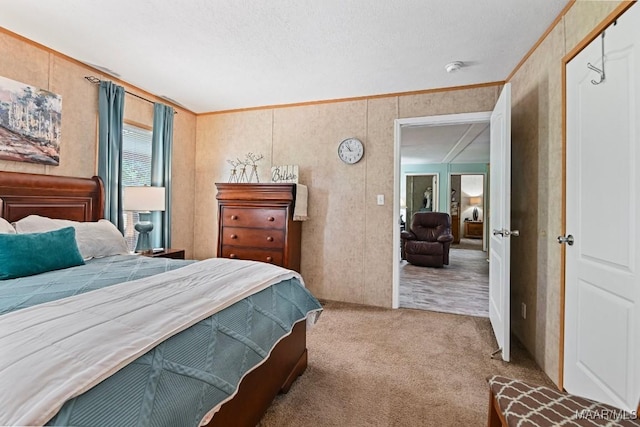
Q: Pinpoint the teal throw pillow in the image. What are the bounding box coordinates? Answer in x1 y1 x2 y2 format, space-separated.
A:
0 226 85 280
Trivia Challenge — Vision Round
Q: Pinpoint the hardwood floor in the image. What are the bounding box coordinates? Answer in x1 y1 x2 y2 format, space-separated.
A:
399 238 489 317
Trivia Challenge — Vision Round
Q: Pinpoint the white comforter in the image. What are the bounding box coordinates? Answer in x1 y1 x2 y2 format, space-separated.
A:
0 258 302 426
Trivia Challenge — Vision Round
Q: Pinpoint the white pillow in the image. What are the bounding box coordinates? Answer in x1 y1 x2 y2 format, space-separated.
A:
0 217 16 234
13 215 129 260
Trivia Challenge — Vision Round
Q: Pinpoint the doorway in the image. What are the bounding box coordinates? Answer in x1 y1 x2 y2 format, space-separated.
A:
394 112 491 316
450 173 486 251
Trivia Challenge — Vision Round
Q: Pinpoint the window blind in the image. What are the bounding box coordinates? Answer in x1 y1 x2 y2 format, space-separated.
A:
122 123 152 250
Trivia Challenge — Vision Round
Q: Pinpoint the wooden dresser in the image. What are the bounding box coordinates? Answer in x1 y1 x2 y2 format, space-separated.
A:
464 220 483 239
215 183 302 272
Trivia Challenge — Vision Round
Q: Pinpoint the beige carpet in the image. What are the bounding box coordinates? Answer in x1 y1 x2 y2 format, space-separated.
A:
259 301 555 427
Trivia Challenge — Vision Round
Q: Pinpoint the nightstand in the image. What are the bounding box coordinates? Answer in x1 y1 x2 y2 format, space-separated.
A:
143 248 185 259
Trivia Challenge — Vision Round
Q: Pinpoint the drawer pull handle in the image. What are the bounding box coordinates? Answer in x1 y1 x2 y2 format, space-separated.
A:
229 253 237 259
266 236 274 242
231 215 238 220
266 256 273 262
230 234 237 239
267 216 275 222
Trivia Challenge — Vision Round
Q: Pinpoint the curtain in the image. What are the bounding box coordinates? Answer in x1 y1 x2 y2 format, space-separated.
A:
150 103 174 249
97 81 125 233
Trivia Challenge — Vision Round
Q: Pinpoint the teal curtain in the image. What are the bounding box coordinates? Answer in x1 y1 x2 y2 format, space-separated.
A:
97 81 125 233
150 103 174 249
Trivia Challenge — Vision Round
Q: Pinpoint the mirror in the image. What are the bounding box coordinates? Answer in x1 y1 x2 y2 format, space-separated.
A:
403 174 439 230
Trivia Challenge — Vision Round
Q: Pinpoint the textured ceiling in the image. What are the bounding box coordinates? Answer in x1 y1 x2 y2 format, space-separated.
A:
401 123 490 164
0 0 568 113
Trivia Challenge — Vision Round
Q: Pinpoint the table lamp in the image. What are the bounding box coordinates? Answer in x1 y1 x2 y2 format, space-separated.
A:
123 186 165 253
469 196 482 221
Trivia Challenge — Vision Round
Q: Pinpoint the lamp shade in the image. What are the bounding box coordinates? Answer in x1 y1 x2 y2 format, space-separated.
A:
123 186 166 212
468 196 482 206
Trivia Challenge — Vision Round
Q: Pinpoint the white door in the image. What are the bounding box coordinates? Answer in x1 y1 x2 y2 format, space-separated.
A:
564 5 640 412
489 83 513 362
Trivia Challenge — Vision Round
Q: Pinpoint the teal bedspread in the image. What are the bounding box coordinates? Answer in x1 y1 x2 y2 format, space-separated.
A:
0 255 321 427
0 255 195 315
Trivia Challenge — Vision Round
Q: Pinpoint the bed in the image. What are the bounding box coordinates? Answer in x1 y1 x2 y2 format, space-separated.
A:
0 170 322 427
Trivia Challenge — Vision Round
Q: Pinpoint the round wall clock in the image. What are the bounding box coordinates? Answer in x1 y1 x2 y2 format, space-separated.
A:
338 137 364 164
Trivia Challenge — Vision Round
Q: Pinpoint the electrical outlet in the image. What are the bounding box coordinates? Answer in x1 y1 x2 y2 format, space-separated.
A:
521 302 527 319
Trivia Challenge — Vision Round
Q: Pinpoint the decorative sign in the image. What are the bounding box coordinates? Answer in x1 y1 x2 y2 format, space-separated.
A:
0 75 62 165
271 165 299 183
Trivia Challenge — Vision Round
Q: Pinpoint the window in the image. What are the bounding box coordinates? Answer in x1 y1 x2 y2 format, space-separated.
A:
122 123 152 250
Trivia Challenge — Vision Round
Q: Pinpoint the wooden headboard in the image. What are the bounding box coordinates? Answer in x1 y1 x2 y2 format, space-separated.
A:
0 171 104 222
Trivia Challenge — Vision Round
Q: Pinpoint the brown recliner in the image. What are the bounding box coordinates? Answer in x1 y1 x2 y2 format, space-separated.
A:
401 212 454 267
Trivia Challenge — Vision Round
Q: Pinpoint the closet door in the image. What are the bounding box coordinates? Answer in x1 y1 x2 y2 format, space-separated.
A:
564 4 640 412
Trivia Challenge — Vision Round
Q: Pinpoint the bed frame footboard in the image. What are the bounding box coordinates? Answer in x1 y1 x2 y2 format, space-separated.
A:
206 319 308 427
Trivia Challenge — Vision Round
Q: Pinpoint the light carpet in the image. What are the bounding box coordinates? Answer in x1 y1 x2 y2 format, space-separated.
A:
259 301 555 427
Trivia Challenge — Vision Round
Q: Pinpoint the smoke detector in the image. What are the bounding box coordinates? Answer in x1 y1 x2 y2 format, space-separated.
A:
445 61 464 73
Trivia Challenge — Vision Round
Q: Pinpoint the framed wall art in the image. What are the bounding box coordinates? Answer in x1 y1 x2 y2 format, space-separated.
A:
0 76 62 166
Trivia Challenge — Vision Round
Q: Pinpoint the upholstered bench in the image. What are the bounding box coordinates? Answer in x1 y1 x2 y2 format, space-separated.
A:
487 375 640 426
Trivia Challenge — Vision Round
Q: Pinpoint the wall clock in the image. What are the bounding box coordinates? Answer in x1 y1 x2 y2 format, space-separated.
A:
337 137 364 164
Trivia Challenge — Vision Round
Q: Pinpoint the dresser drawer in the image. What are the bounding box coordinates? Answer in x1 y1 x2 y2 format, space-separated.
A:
220 207 286 229
220 246 283 265
221 227 285 248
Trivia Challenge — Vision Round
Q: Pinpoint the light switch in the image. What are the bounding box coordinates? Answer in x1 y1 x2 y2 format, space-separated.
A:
377 194 384 205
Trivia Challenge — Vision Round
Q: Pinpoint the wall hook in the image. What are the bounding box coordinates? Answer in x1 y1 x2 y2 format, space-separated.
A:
587 32 605 85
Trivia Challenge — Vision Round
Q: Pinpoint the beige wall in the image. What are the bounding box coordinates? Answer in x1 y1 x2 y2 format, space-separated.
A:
194 85 500 306
509 0 625 385
0 30 197 258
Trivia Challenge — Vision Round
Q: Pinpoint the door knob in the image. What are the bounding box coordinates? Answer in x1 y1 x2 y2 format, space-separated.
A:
557 235 574 246
493 228 520 237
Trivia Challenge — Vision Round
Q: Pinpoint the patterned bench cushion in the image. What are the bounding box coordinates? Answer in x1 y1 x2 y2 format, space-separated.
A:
488 375 639 426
